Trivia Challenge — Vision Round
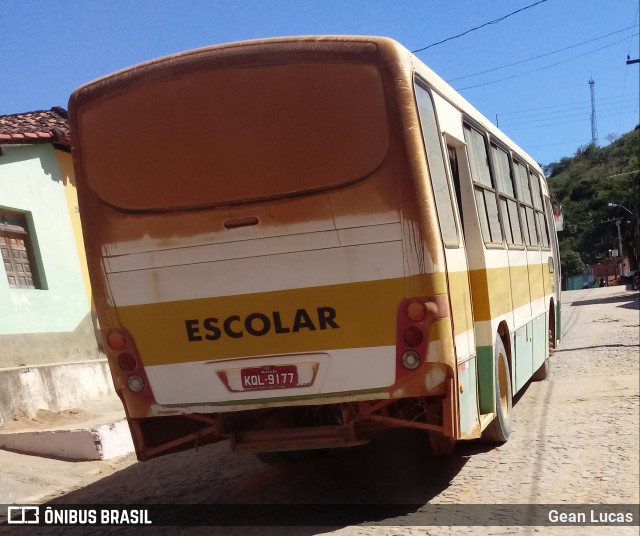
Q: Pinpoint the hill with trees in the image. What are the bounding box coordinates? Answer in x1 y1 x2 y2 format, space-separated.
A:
545 126 639 278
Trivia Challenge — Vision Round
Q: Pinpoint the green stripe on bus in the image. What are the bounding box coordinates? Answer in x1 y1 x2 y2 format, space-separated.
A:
476 345 494 414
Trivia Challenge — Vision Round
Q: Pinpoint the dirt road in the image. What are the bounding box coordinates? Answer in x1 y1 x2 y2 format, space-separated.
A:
1 287 638 535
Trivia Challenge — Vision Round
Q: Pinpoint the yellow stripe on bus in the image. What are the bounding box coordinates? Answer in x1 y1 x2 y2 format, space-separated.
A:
117 274 447 366
470 263 552 322
116 263 551 366
447 269 474 338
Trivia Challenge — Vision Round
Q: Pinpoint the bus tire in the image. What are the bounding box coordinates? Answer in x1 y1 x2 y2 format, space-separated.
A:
532 358 550 381
533 325 554 381
482 337 512 443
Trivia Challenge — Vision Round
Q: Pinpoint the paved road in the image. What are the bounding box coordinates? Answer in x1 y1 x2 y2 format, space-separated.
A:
2 287 638 535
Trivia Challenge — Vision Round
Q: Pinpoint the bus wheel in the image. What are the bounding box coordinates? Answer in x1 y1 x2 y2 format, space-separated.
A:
428 431 457 456
482 337 512 443
533 325 554 381
532 358 549 381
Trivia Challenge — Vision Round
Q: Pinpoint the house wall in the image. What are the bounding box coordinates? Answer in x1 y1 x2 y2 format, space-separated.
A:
0 144 101 367
566 274 592 290
55 149 93 308
592 259 623 279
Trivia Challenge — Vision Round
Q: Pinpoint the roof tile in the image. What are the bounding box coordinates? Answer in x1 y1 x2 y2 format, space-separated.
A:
0 107 69 146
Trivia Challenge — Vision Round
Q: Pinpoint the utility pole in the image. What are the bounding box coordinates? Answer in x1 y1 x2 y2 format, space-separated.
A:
589 77 598 146
602 216 624 274
615 219 623 263
608 202 640 272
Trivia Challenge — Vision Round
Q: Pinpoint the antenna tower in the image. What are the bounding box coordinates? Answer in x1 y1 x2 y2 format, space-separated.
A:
589 77 598 146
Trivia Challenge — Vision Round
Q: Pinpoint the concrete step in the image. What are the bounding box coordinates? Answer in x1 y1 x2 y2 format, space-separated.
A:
0 398 134 461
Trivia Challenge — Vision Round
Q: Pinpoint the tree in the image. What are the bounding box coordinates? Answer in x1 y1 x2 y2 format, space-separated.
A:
561 249 585 277
605 133 619 144
547 128 639 272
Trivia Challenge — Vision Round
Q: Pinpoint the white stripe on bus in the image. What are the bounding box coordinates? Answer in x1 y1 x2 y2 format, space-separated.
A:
144 345 397 405
105 222 403 273
107 240 406 307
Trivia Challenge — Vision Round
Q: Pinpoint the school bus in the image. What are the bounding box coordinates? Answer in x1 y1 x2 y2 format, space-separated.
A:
68 36 561 461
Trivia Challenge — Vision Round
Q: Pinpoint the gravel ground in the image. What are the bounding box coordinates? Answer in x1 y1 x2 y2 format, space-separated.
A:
1 287 638 536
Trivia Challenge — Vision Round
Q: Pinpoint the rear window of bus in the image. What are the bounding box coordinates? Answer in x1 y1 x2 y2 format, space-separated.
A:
74 61 389 211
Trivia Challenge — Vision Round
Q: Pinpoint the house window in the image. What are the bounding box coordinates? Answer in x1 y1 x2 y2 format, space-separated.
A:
0 210 43 289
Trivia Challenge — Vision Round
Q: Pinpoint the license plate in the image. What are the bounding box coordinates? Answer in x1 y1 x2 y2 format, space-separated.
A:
240 365 299 391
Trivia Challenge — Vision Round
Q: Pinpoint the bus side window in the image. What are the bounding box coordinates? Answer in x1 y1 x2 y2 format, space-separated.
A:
529 170 550 248
463 124 503 246
447 146 464 231
415 82 459 247
491 143 523 247
513 160 538 247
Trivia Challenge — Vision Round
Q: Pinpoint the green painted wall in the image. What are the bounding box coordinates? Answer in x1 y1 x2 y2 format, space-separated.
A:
0 145 89 335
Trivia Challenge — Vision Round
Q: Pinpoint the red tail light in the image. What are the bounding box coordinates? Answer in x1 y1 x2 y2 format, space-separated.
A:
396 297 440 380
103 327 153 399
118 353 137 371
107 329 127 350
406 302 426 322
404 326 424 347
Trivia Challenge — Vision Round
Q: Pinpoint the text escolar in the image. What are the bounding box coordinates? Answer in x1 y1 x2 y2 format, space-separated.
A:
185 307 340 342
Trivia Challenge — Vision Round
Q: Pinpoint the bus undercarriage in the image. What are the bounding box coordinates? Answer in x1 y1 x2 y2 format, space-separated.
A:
127 381 457 461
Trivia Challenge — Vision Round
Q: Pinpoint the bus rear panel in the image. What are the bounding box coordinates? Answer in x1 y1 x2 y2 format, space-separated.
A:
70 37 458 460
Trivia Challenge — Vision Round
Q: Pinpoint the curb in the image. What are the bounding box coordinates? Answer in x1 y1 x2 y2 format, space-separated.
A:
0 419 134 461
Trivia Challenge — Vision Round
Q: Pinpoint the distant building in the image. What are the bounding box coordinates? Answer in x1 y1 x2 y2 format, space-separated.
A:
590 256 630 281
0 108 100 368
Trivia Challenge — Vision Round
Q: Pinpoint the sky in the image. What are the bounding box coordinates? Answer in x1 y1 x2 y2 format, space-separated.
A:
1 0 638 166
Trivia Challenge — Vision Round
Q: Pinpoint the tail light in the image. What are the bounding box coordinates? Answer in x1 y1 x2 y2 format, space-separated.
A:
127 375 145 393
104 328 151 397
118 353 137 371
401 350 421 370
406 302 427 322
403 326 424 347
395 298 439 380
107 329 127 351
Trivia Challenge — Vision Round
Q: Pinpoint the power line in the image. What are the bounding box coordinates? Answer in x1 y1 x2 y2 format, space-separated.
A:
411 0 550 53
447 26 636 82
507 117 592 132
497 93 639 117
617 3 640 132
497 100 639 125
530 139 591 149
504 109 639 133
498 103 639 128
455 34 638 91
